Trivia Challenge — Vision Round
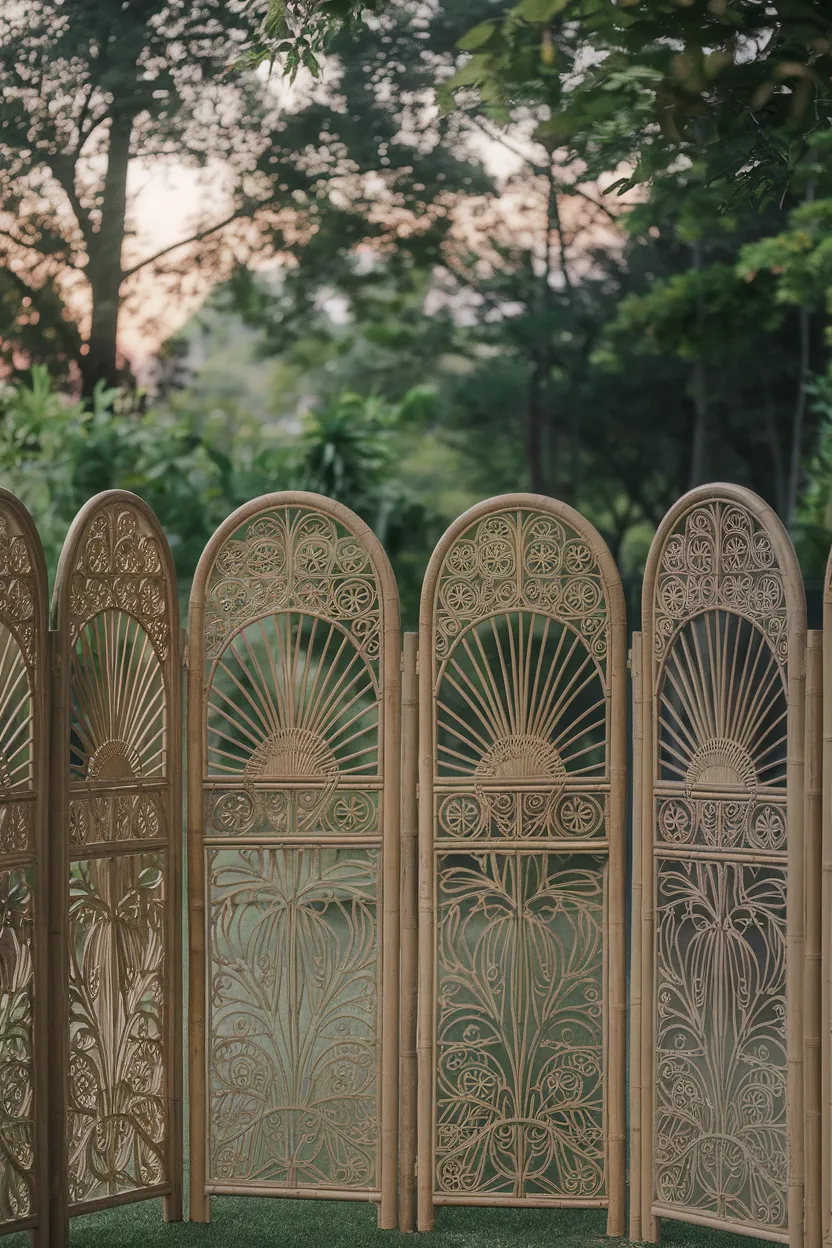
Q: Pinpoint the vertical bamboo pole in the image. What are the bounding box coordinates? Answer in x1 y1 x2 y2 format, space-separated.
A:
629 634 643 1244
29 512 50 1248
640 614 658 1244
823 589 832 1248
163 626 184 1224
379 597 402 1231
186 596 209 1224
607 582 628 1238
47 629 69 1248
417 611 435 1231
399 633 419 1232
805 631 822 1248
787 600 806 1248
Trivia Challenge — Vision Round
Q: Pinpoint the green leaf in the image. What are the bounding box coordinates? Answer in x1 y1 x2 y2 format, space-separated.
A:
513 0 568 22
458 22 497 50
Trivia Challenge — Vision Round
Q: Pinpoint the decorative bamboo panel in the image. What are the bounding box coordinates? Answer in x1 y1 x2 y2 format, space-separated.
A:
0 492 48 1244
49 492 182 1245
417 495 626 1232
187 494 401 1228
640 485 806 1248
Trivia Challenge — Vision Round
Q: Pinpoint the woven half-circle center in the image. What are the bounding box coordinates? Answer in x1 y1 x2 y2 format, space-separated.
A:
244 727 337 782
87 739 143 781
475 735 567 786
684 737 757 794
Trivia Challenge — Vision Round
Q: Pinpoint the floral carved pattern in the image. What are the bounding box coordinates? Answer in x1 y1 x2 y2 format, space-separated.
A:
208 847 378 1189
0 869 35 1225
67 856 166 1206
67 505 169 658
435 510 607 662
429 506 616 1206
654 501 787 662
435 853 604 1199
203 508 380 662
654 859 787 1230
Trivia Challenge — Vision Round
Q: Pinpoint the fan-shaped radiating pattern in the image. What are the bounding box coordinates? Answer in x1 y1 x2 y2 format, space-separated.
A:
659 611 786 796
207 612 379 779
436 614 606 782
0 625 32 797
208 845 379 1190
435 852 604 1198
70 611 166 784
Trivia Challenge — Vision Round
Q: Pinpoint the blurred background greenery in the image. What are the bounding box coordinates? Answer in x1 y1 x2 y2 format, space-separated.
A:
1 0 831 623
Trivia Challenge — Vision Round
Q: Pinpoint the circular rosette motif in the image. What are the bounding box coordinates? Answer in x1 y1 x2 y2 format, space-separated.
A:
748 802 786 852
438 793 485 839
557 793 604 838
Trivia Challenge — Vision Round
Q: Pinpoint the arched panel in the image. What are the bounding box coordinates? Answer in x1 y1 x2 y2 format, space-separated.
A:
187 495 401 1228
0 492 48 1242
417 496 626 1232
640 485 806 1247
50 492 182 1242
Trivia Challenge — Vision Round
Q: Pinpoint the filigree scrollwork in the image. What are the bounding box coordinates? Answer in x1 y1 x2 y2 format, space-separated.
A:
436 791 605 841
67 855 167 1205
654 502 787 661
208 846 379 1189
207 788 379 838
435 852 605 1199
68 505 169 658
654 857 787 1230
435 511 607 662
69 792 166 847
204 509 380 661
0 868 35 1224
0 516 36 670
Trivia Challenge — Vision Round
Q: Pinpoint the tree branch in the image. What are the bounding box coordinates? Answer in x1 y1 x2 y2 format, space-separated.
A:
120 199 276 280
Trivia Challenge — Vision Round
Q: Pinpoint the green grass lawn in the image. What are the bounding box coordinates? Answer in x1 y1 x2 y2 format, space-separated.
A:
4 1190 775 1248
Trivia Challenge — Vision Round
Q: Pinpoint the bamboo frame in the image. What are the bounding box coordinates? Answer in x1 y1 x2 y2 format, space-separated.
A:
806 631 822 1248
186 492 401 1227
399 633 419 1232
629 632 643 1244
639 483 806 1248
0 492 49 1246
822 553 832 1248
417 493 627 1232
49 491 183 1247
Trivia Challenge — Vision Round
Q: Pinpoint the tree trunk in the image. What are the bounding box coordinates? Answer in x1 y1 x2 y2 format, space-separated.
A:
80 109 133 397
528 350 546 493
688 238 708 488
785 303 811 528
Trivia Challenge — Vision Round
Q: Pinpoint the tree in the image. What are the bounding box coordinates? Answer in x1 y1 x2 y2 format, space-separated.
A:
0 0 488 395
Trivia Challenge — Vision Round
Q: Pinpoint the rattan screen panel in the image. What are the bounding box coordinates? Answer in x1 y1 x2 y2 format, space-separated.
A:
417 495 626 1233
640 486 806 1247
0 492 48 1240
50 492 182 1239
187 494 401 1228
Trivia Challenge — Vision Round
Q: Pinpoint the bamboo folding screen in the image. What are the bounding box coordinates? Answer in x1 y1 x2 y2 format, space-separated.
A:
632 484 810 1248
5 479 832 1248
415 496 627 1233
0 492 49 1244
186 493 401 1228
49 492 183 1244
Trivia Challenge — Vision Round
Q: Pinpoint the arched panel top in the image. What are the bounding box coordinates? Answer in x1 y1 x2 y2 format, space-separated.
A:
643 483 805 679
420 494 626 686
189 492 400 668
0 489 48 678
52 490 178 661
